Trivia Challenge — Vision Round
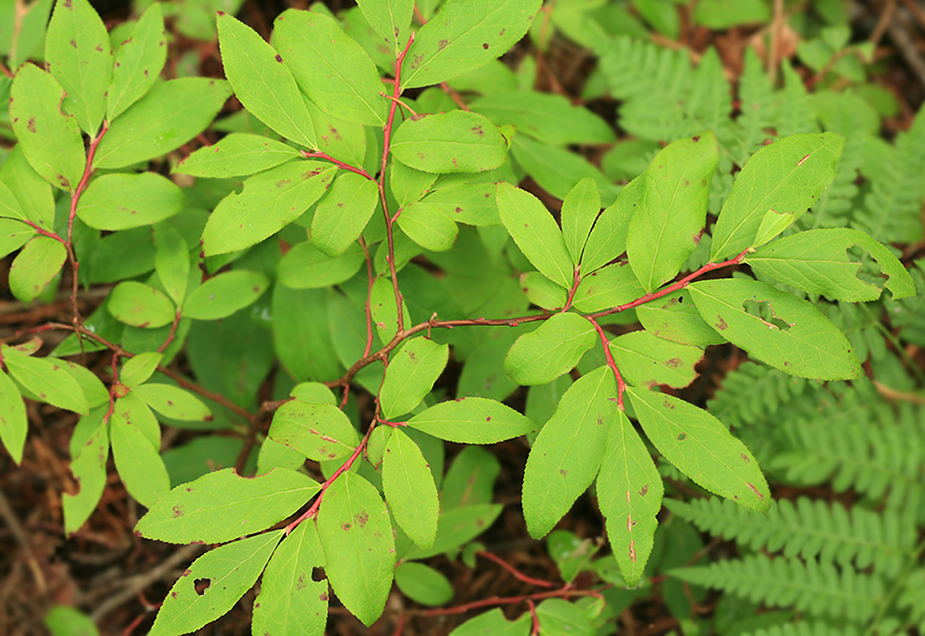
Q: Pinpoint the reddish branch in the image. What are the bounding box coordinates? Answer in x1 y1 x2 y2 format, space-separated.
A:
411 585 604 617
301 150 375 181
476 550 554 588
587 316 627 409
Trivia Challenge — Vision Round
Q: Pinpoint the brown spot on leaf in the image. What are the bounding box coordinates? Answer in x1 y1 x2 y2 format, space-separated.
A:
342 523 351 531
354 512 369 527
741 453 750 463
665 357 682 368
172 506 184 518
482 43 489 49
319 593 329 601
27 117 36 133
692 135 701 142
438 39 449 49
639 485 649 496
275 54 283 62
677 433 687 441
559 469 568 476
715 317 728 330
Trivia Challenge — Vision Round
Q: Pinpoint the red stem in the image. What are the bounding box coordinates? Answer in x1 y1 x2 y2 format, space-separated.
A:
301 150 375 181
528 599 540 636
560 267 581 311
587 316 627 409
417 585 603 617
19 219 67 245
156 310 182 354
477 551 555 588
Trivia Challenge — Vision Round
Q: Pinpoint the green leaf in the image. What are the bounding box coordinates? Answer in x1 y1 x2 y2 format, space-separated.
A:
114 391 160 448
0 220 35 260
278 242 365 289
108 281 175 328
135 468 320 544
520 272 567 310
110 412 170 508
627 387 771 511
76 173 184 230
120 352 163 389
407 397 536 444
9 236 66 303
45 0 111 134
182 270 269 320
420 181 500 226
571 262 645 313
149 531 283 636
497 182 573 289
0 181 27 222
522 366 616 538
402 0 543 89
560 177 600 267
636 289 727 347
511 136 620 206
380 337 449 419
94 78 232 170
596 410 662 587
274 9 388 127
394 562 453 606
504 312 596 385
216 12 317 149
2 346 89 415
5 0 54 70
608 330 703 390
201 161 336 256
746 228 916 301
448 608 531 636
355 0 414 56
107 2 166 120
10 64 85 191
316 471 395 627
627 132 718 291
396 202 459 252
312 172 380 257
63 415 109 534
173 133 302 178
153 224 190 306
711 133 844 261
383 428 440 549
54 360 108 409
580 175 640 275
688 278 863 380
268 401 360 461
390 160 438 208
252 522 328 636
133 384 212 421
0 371 27 464
391 111 508 174
370 276 411 343
0 146 56 229
401 503 502 560
694 0 769 28
44 606 100 636
471 91 615 146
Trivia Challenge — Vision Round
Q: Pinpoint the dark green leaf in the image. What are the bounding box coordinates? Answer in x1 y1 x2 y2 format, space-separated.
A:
274 9 388 126
268 401 359 461
45 0 111 134
135 468 320 544
77 173 184 230
201 161 335 256
383 428 440 549
252 521 328 636
711 133 844 261
627 132 718 291
394 562 453 606
107 2 166 120
148 531 283 636
182 270 269 320
497 182 573 289
217 12 317 148
153 224 190 306
511 136 620 206
94 78 232 170
522 366 616 538
370 276 411 343
10 64 85 191
504 312 596 385
380 337 449 419
107 281 175 328
391 111 508 174
401 503 502 560
596 410 662 587
689 278 863 380
316 472 395 627
173 133 301 178
628 387 771 511
402 0 542 89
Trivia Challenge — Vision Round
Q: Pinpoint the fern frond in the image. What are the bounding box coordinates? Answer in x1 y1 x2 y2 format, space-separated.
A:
772 383 925 522
822 301 886 363
686 47 734 140
742 622 860 636
707 362 811 431
774 63 819 137
664 496 916 577
884 259 925 346
853 106 925 243
896 568 925 634
732 47 777 163
670 553 884 622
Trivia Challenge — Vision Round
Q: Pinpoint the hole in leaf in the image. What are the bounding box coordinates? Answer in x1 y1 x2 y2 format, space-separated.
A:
846 244 885 287
742 299 792 331
311 567 326 582
194 578 211 595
